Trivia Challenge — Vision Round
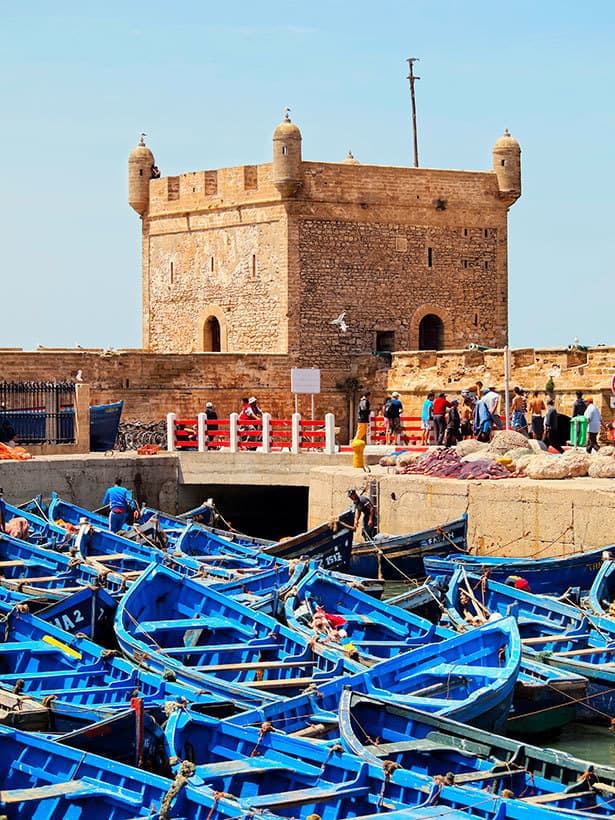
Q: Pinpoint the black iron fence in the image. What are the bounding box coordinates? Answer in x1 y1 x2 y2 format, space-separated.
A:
0 381 76 445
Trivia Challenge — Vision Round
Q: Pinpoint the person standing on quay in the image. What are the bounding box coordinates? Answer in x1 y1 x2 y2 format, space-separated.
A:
356 391 371 441
528 391 546 440
584 398 601 453
205 401 219 449
543 398 564 453
510 386 528 436
103 477 138 533
432 393 450 445
421 391 435 445
385 392 403 446
572 390 587 418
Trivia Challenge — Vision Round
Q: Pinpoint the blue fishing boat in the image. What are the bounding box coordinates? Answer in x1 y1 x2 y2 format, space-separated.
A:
115 562 357 699
283 563 441 662
164 694 588 820
386 578 449 623
0 724 269 820
89 400 123 451
0 599 245 731
230 617 521 734
350 514 468 580
444 567 615 725
424 545 608 595
587 553 615 617
339 688 615 816
35 584 117 645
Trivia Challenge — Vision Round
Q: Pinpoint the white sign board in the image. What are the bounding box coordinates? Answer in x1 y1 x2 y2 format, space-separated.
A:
291 368 321 394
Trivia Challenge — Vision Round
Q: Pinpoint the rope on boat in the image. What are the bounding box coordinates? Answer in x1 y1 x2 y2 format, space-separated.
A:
159 760 196 820
249 720 272 757
378 760 402 806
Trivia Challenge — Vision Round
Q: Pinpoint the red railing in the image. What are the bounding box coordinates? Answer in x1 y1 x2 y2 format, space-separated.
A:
369 415 422 446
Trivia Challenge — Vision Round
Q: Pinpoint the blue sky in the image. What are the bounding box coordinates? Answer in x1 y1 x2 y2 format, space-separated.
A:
1 1 613 351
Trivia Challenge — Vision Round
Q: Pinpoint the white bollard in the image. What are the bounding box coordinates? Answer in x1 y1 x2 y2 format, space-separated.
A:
367 410 375 445
229 413 239 453
325 413 336 454
291 413 301 454
166 413 176 452
261 413 272 453
197 412 207 452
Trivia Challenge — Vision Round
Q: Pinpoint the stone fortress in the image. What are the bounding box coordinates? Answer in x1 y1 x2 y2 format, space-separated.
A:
2 112 614 437
129 114 521 364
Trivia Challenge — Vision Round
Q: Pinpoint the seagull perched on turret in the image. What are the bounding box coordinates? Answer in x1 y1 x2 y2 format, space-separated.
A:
330 312 348 333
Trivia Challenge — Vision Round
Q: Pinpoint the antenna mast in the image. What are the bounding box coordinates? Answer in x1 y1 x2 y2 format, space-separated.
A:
406 57 420 167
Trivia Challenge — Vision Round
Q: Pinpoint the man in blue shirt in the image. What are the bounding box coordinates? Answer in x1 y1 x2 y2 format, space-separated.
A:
584 398 602 453
103 478 138 532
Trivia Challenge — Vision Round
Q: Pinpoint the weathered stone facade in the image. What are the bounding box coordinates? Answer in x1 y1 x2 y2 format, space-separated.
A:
130 118 521 363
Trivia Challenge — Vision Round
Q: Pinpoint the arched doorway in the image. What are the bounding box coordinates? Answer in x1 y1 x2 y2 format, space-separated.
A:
203 316 221 352
418 314 444 350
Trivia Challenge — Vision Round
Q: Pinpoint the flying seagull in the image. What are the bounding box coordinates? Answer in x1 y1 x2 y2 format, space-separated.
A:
330 312 348 333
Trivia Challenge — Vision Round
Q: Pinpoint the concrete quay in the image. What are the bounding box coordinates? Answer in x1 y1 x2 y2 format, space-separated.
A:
1 451 614 558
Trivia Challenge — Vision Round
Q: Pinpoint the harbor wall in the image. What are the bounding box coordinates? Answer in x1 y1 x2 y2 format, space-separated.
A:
0 453 179 514
308 467 615 557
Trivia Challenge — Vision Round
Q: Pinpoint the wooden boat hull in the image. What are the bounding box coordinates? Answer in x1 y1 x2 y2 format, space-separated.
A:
350 515 468 580
425 546 608 595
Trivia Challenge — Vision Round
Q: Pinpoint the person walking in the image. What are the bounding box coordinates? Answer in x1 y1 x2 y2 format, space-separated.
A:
102 478 138 533
483 386 503 430
584 397 602 453
356 391 371 441
421 392 435 445
473 389 493 442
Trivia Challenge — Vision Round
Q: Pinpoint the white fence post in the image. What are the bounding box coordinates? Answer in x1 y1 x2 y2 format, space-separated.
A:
367 410 375 445
325 413 336 454
229 413 239 453
291 413 301 454
166 413 176 452
197 412 207 452
261 413 272 453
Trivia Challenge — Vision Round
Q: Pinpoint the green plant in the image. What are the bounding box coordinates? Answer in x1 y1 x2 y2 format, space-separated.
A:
545 377 555 395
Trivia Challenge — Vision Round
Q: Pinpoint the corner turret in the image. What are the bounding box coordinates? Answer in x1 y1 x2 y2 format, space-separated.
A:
493 129 521 204
272 110 302 197
128 134 155 216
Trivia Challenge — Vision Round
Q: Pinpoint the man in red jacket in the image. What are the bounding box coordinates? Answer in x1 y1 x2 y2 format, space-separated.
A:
432 393 451 445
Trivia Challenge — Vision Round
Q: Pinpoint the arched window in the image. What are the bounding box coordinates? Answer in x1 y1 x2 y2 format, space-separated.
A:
418 314 444 350
203 316 221 352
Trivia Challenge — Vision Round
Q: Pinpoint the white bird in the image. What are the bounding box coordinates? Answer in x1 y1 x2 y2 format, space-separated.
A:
75 370 84 382
330 311 348 333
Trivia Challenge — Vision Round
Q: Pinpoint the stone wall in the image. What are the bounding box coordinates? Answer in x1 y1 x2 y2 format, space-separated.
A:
0 349 381 440
384 346 615 422
142 155 513 362
308 466 615 557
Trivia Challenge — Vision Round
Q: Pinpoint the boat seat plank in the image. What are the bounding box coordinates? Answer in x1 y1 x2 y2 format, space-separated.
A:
365 739 457 755
8 576 72 584
138 616 252 633
553 646 615 658
197 759 294 777
522 790 595 804
522 633 589 646
453 768 522 785
0 560 29 568
160 642 278 656
247 784 370 808
195 660 316 673
0 780 97 803
245 676 327 689
89 553 132 562
594 782 615 795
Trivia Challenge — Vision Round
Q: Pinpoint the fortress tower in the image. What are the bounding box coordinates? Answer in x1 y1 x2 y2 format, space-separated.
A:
129 119 521 363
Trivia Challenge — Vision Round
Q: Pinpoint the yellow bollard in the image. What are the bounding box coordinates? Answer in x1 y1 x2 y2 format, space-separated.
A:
351 437 366 469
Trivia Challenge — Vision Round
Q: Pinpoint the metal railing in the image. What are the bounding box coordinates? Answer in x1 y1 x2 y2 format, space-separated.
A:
0 381 76 445
166 412 336 454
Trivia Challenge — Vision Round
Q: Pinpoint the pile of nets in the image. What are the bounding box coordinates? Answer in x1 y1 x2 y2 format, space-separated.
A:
398 448 517 480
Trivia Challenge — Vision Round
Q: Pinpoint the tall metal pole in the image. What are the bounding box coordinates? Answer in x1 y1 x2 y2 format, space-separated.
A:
406 57 420 167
